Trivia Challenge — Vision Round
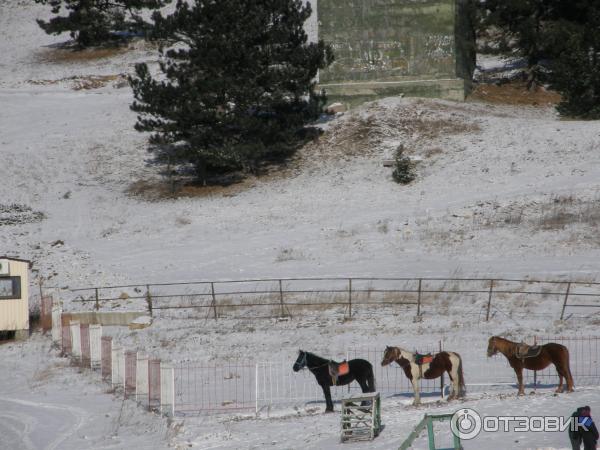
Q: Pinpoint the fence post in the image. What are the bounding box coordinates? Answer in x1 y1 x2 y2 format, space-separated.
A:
70 321 81 363
255 363 259 415
148 359 161 411
279 279 285 318
51 304 62 346
41 295 53 333
89 324 102 369
125 351 137 399
416 279 422 317
111 346 124 390
95 288 99 311
211 282 218 320
348 278 352 318
160 363 175 417
136 353 149 406
80 323 90 368
533 336 537 390
560 282 571 320
485 280 494 322
439 340 444 398
146 285 153 317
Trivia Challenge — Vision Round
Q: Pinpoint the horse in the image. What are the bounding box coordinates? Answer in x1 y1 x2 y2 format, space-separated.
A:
292 350 376 412
487 336 574 395
381 346 465 405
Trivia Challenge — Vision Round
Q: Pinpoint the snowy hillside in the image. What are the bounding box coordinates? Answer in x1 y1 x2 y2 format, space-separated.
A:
1 1 600 450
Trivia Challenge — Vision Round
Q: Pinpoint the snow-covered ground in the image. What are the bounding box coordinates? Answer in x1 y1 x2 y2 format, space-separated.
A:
2 1 600 449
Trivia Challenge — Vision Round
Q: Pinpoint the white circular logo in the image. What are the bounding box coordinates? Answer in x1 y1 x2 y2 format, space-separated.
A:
451 408 482 440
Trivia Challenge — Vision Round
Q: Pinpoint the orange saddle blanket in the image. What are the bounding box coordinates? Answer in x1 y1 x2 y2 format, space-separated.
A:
329 361 350 380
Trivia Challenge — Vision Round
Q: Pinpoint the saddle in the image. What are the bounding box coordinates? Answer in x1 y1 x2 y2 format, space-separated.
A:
328 360 350 385
516 343 542 360
415 353 434 365
414 353 434 378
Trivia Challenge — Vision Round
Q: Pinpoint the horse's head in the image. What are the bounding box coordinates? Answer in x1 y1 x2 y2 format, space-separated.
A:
293 350 307 372
487 336 498 357
381 346 398 366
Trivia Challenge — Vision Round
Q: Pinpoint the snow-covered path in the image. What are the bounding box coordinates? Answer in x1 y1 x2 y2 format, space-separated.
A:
0 337 170 450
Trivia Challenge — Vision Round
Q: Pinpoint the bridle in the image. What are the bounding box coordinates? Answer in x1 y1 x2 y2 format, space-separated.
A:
296 351 331 370
383 347 403 365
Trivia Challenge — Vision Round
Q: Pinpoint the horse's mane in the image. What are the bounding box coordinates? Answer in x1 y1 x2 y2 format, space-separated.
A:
387 346 413 360
303 351 329 364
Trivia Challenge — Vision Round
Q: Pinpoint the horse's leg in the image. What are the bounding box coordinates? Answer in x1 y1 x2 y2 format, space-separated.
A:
561 355 575 392
448 369 457 401
515 367 525 396
566 362 575 392
321 384 334 412
554 364 564 393
357 377 371 407
446 357 457 400
412 377 421 405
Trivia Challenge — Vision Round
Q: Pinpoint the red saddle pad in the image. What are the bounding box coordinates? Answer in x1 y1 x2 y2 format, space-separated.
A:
421 355 434 365
338 362 350 376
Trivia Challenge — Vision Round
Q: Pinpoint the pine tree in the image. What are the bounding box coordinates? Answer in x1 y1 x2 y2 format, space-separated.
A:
391 145 415 185
549 3 600 118
129 0 333 183
478 0 562 87
34 0 170 47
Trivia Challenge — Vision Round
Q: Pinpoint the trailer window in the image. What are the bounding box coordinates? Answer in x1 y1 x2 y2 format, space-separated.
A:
0 277 21 300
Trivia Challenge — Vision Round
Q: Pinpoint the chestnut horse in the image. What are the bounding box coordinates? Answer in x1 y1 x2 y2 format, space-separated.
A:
381 346 465 405
487 336 574 395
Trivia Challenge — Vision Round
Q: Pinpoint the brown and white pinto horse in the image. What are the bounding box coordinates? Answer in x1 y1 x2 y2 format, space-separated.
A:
381 346 466 405
487 336 574 395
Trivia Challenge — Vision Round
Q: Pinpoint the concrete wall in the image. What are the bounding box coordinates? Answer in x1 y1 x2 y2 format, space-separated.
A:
62 311 147 326
0 259 29 333
315 0 475 105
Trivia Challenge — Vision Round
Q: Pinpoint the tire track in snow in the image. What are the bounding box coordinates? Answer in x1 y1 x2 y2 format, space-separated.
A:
0 396 88 450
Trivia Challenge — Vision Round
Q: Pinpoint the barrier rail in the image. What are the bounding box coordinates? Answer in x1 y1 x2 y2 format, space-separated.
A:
59 276 600 321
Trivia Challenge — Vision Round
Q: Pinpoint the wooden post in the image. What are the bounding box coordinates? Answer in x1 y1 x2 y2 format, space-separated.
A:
416 279 422 316
560 282 571 320
279 279 285 317
145 285 152 317
485 280 494 321
95 288 100 311
348 278 352 318
211 282 217 320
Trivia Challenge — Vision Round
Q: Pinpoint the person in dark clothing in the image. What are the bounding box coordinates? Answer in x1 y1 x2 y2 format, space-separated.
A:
570 406 599 450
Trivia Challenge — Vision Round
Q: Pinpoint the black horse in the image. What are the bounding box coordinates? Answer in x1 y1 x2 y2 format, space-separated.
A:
292 350 376 412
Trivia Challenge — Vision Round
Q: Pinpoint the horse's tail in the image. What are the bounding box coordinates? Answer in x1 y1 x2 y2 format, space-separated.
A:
565 346 575 389
368 364 376 393
456 353 466 397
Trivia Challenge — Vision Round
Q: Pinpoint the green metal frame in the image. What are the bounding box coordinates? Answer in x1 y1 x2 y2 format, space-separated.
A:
399 413 462 450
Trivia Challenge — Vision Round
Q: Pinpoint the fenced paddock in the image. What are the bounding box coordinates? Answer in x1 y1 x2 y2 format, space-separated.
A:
169 337 600 416
51 305 600 418
61 276 600 321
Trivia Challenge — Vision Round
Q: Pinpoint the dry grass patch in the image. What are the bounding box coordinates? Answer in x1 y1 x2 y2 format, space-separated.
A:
126 176 258 201
302 101 480 163
469 81 561 106
27 74 127 90
36 46 128 64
